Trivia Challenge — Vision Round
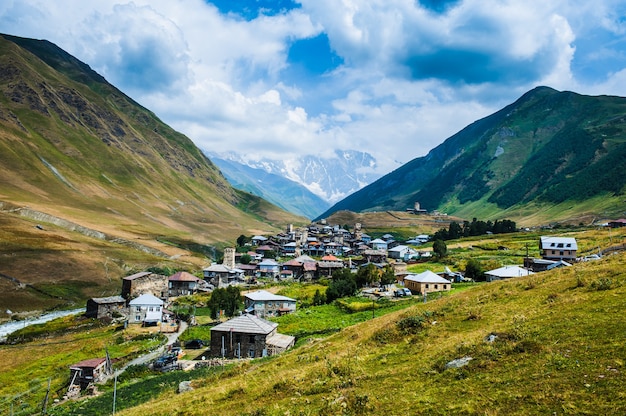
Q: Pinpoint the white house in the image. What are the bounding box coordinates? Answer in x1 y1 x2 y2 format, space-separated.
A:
128 293 164 325
387 245 419 261
485 265 534 282
258 258 280 278
370 238 388 251
539 236 578 261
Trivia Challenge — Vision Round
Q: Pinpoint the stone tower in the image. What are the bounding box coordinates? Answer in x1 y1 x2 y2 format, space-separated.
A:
223 247 236 269
354 222 362 241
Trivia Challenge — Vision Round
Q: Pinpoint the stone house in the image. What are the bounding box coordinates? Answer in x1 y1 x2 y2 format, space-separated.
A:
244 290 296 318
168 271 201 297
209 314 295 359
85 296 126 320
121 271 168 300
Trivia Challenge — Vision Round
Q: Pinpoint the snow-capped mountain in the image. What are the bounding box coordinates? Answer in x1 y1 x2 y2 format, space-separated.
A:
207 149 384 213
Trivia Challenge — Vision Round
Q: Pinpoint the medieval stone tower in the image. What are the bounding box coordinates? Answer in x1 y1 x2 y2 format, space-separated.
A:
353 222 362 241
223 247 236 269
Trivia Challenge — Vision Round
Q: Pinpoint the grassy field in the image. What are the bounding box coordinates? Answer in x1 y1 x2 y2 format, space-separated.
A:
2 227 625 415
0 316 166 416
111 250 626 416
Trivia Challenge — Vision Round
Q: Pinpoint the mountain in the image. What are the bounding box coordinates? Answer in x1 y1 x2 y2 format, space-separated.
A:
318 87 626 225
210 149 384 206
0 34 305 312
209 155 330 219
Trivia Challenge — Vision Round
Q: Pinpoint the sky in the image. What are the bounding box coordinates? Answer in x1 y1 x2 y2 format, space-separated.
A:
2 0 626 175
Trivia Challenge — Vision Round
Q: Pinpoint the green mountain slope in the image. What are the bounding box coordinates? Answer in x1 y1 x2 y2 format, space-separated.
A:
113 250 626 416
318 87 626 225
0 34 305 312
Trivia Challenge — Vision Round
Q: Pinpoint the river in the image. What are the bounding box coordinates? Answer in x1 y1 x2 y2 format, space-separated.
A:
0 308 84 339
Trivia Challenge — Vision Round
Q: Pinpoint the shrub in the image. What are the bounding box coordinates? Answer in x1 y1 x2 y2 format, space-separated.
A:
397 315 425 334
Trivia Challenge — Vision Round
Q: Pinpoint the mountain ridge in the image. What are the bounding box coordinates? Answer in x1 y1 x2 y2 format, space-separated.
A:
0 33 305 312
317 86 626 225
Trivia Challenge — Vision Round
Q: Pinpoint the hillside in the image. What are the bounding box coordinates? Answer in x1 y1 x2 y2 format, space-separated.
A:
318 87 626 226
109 250 626 415
0 34 306 313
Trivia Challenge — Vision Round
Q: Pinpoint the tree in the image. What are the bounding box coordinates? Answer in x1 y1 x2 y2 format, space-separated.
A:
464 258 484 281
433 239 447 258
312 289 326 306
380 265 397 286
356 263 380 288
207 287 242 318
326 269 357 302
236 234 250 247
240 254 252 265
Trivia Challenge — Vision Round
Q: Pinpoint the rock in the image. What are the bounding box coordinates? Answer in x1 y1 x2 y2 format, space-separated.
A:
485 333 498 343
178 380 193 394
445 356 473 369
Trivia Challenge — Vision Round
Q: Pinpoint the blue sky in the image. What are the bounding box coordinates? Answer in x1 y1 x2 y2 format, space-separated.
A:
1 0 626 176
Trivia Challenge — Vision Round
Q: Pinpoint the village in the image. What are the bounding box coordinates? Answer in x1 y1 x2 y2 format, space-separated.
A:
62 216 610 400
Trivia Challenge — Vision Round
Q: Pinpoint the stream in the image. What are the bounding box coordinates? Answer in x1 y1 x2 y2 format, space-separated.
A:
0 308 84 339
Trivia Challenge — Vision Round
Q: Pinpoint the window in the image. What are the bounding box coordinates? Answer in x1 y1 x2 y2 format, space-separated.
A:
135 315 141 321
435 285 439 289
149 307 153 312
248 348 255 358
249 335 255 343
135 306 141 312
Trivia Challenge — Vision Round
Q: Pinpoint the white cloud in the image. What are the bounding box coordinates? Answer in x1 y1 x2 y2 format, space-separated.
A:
1 0 625 180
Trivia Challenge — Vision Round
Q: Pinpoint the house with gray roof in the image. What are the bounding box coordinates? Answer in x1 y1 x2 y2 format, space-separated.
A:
244 290 296 318
539 236 578 261
209 314 295 358
404 270 452 294
128 293 164 325
485 265 534 282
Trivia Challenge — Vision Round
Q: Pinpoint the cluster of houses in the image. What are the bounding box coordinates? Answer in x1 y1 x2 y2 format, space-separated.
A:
204 222 431 287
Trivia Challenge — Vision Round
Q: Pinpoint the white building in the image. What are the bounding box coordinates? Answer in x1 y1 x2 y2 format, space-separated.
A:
128 293 164 325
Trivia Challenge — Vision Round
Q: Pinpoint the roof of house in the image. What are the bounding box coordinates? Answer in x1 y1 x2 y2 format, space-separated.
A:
245 290 295 302
317 261 344 268
282 259 303 266
388 245 409 252
90 296 126 304
485 265 534 278
129 293 164 306
123 271 152 281
70 357 107 370
210 314 277 335
540 236 578 250
258 259 279 266
266 333 295 349
169 271 200 282
405 270 450 284
321 254 339 261
204 264 231 272
370 238 387 244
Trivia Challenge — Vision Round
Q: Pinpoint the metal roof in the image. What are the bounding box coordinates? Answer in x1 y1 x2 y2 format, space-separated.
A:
129 293 164 306
244 290 295 302
540 236 578 250
404 270 450 284
210 314 277 335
